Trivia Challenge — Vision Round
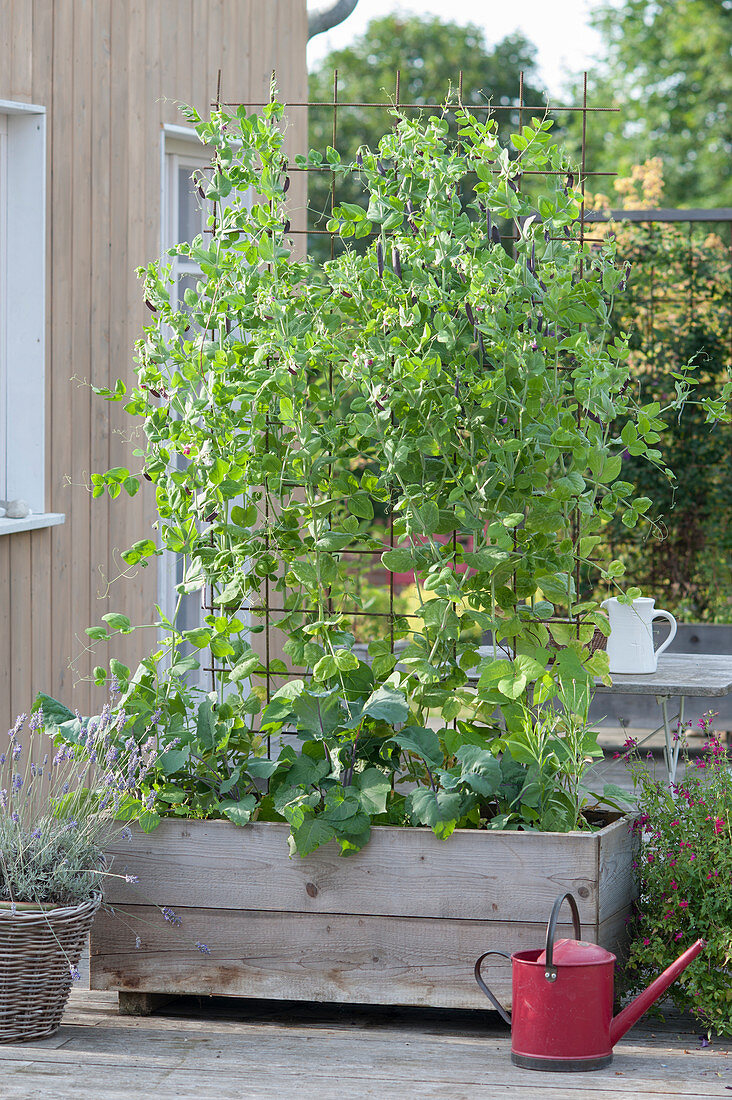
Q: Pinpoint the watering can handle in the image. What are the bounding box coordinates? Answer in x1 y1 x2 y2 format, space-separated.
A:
544 892 582 983
474 951 512 1026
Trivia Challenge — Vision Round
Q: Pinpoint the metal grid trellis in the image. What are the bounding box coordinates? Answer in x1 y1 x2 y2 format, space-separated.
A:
585 206 732 609
199 69 622 731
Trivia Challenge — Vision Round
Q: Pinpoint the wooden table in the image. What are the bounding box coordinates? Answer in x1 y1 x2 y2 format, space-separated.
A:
594 653 732 783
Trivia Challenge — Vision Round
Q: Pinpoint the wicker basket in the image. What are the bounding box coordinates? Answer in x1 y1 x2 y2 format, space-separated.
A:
0 894 100 1042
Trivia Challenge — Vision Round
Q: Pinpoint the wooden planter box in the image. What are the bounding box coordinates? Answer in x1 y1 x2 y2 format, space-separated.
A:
93 816 636 1013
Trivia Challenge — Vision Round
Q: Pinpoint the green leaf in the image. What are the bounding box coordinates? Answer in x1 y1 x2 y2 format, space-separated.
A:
292 692 343 737
291 816 335 856
246 757 278 780
85 626 109 641
407 787 465 839
229 652 261 682
230 503 258 528
196 698 218 750
32 692 76 728
220 795 257 826
158 747 190 776
313 654 338 682
352 768 390 815
362 684 409 725
109 658 130 681
456 745 502 798
183 628 212 649
139 809 162 833
121 539 159 566
348 493 374 519
283 745 331 787
381 548 416 573
335 650 359 672
388 725 443 766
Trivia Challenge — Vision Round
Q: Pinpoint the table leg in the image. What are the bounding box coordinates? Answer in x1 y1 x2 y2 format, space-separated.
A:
658 695 684 785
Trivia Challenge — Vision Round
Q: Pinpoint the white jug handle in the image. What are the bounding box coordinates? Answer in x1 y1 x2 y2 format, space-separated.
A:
652 610 677 659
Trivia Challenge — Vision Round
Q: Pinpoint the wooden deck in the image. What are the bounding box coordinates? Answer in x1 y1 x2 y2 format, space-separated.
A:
0 988 729 1099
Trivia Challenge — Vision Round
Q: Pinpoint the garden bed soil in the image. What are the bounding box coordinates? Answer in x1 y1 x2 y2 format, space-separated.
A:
93 814 637 1014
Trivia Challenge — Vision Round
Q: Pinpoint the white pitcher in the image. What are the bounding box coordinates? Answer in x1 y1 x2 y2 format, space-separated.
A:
600 596 677 674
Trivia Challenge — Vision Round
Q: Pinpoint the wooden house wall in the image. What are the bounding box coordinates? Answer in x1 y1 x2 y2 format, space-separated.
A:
0 0 308 729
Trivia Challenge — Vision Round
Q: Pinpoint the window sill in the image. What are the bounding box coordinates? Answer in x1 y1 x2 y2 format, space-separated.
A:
0 512 65 536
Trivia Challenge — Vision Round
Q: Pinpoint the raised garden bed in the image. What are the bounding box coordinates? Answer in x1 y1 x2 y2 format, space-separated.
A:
94 815 636 1014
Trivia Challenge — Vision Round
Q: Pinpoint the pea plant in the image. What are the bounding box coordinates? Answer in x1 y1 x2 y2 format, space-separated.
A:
58 95 694 853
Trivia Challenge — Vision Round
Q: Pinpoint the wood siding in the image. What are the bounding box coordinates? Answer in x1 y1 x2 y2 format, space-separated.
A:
0 0 308 727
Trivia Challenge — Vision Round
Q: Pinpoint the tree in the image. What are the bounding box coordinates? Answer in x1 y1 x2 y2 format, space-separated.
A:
574 0 732 208
307 15 545 255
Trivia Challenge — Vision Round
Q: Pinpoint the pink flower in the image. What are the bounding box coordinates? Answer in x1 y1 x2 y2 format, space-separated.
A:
679 900 689 908
643 938 651 946
670 819 680 827
714 818 724 835
689 854 696 861
675 933 683 941
670 879 678 890
647 854 654 863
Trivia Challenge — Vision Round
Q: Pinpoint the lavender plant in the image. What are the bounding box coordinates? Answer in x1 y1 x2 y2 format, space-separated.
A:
0 708 153 907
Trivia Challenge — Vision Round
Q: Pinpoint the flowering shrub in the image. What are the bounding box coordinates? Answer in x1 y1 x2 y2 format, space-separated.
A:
623 714 732 1035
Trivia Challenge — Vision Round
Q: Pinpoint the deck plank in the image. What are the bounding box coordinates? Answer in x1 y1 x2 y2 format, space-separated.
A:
0 989 727 1099
0 994 726 1095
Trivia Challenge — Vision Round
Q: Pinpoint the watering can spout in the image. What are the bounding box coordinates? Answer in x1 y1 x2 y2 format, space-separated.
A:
609 939 704 1046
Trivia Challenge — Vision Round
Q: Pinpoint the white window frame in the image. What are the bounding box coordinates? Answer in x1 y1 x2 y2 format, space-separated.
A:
158 126 254 688
158 127 216 679
0 99 63 536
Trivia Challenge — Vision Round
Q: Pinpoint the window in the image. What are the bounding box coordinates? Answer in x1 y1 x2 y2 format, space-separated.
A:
158 130 215 676
0 100 63 535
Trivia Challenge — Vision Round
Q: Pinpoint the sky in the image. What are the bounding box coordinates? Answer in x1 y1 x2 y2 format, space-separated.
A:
307 0 605 96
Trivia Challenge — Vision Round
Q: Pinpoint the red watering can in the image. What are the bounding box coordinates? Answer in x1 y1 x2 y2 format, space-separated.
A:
474 892 704 1072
